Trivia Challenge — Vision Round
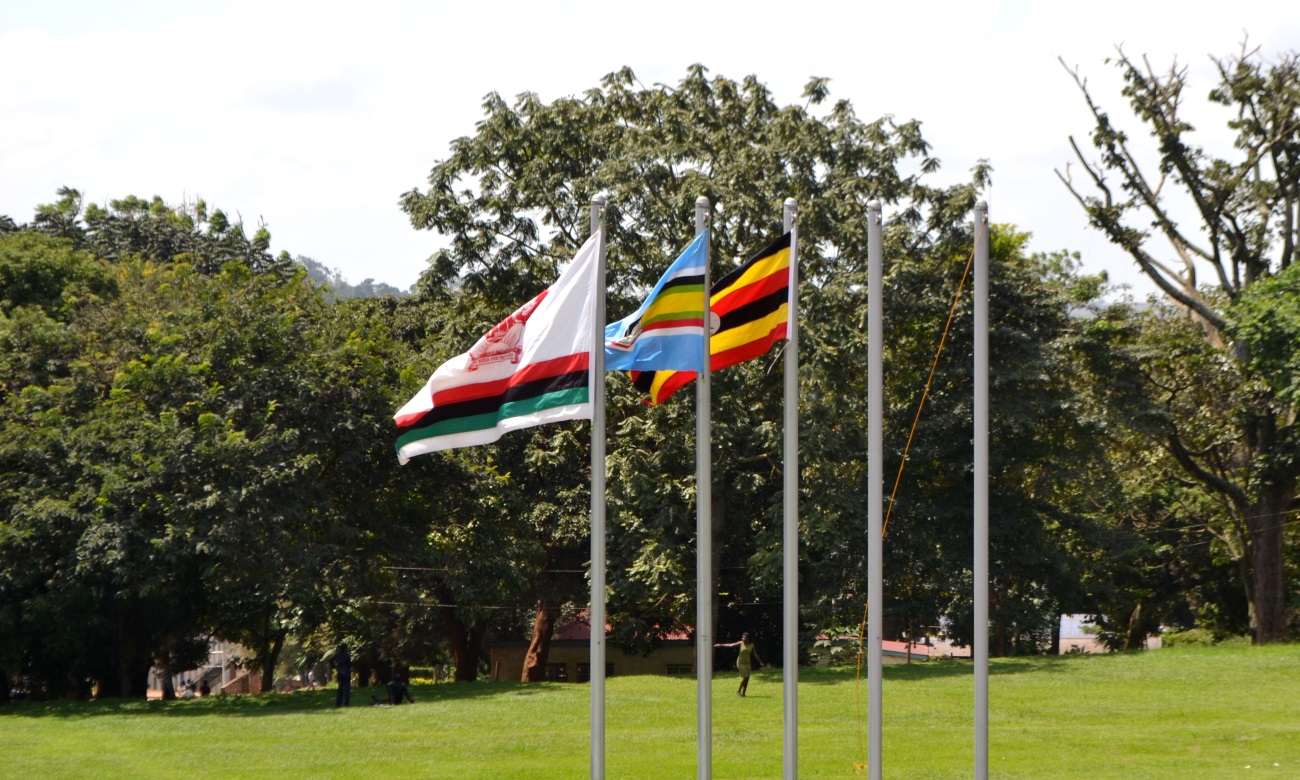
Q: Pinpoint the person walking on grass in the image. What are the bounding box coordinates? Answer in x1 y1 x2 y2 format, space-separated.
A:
330 642 352 708
715 632 763 697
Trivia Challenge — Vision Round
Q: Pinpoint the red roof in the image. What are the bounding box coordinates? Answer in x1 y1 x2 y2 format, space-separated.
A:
882 640 931 658
554 615 690 642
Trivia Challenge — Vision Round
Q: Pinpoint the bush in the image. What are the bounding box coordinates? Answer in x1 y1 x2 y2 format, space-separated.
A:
1161 628 1250 647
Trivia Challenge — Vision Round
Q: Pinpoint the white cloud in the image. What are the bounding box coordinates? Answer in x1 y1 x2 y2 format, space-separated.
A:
2 0 1295 295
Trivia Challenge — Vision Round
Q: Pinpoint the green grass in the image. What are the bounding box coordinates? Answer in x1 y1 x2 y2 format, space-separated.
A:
2 644 1298 778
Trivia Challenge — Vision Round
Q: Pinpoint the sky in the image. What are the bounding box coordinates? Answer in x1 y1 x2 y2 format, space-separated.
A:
2 0 1297 296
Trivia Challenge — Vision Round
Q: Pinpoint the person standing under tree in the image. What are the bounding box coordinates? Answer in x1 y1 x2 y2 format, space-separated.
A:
714 632 763 697
330 642 352 708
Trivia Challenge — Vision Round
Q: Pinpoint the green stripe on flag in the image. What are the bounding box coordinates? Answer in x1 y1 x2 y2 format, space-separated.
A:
394 386 589 450
499 385 588 419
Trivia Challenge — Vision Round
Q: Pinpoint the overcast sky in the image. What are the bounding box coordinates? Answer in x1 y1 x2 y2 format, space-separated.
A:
3 1 1297 297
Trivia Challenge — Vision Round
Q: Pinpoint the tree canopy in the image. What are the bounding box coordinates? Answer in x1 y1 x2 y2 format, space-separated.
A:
1061 41 1300 642
5 51 1296 702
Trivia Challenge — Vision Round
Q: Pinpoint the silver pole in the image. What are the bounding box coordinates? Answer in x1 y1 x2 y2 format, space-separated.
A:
973 201 990 780
866 201 884 780
590 195 608 780
781 198 800 780
695 196 713 780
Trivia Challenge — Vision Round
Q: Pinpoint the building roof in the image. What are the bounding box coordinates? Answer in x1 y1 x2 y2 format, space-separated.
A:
552 615 691 642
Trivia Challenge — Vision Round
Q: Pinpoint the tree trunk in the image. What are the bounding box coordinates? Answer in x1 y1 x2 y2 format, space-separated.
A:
257 631 285 694
993 601 1008 658
1247 484 1293 643
522 598 557 682
1123 602 1144 651
441 606 487 682
117 658 132 700
159 655 176 701
127 658 152 699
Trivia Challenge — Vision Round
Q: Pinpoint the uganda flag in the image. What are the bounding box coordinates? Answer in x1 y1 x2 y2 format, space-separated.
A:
394 234 598 463
631 232 791 404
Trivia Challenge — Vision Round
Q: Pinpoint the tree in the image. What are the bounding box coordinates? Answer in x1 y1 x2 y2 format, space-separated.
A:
400 65 1125 662
0 232 118 698
400 64 985 658
0 219 424 697
30 188 289 276
1060 42 1300 641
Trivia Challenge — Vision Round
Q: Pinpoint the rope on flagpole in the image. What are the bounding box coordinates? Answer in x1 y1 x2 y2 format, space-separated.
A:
883 220 983 538
852 219 986 776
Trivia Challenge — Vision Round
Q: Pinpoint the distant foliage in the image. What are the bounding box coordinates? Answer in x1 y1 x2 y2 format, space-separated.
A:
297 255 408 299
27 187 290 276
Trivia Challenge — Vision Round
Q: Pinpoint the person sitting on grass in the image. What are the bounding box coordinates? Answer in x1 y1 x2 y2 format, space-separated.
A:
387 675 415 705
371 675 415 706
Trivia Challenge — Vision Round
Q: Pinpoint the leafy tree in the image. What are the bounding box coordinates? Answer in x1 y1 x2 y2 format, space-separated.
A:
30 188 289 276
398 65 1120 663
0 223 423 697
1060 42 1300 641
399 64 983 660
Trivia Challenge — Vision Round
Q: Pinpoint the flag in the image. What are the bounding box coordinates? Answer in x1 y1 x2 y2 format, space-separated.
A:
604 231 707 373
394 234 599 463
632 231 791 404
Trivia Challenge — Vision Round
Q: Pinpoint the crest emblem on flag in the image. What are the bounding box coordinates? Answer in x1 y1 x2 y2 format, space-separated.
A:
467 295 543 370
607 321 642 352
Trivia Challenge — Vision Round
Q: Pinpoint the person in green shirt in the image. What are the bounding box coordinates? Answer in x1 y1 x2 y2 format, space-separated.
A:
715 632 763 697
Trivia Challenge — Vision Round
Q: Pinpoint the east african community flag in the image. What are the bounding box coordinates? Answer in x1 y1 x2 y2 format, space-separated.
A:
632 231 791 405
604 231 708 374
394 234 598 463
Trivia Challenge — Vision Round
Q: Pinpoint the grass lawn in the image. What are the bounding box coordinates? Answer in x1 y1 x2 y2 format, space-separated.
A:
2 643 1297 778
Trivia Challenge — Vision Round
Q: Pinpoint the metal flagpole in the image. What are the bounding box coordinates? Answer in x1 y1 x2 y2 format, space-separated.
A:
781 198 800 780
973 201 990 780
590 195 608 780
866 200 884 780
695 196 714 780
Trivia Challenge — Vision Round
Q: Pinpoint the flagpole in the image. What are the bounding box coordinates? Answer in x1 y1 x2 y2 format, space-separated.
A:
590 194 608 780
973 201 990 780
866 200 884 780
694 196 713 780
781 198 800 780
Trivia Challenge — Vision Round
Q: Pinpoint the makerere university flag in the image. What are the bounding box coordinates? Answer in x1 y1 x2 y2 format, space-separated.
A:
633 231 791 404
604 231 707 374
394 235 599 464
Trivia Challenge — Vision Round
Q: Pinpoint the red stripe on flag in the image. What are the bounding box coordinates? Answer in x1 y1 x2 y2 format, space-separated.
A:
641 317 706 332
711 323 787 371
394 409 427 428
649 371 696 405
712 271 788 316
431 353 589 407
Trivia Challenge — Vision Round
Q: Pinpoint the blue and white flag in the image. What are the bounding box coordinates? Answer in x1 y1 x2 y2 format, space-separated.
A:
604 232 708 373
